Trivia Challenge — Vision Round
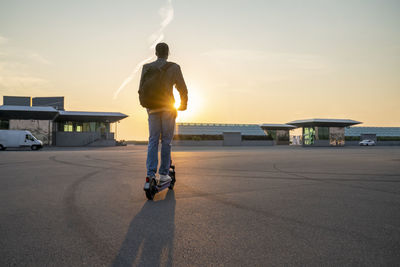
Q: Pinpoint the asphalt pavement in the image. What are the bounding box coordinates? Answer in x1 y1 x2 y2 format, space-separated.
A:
1 145 400 266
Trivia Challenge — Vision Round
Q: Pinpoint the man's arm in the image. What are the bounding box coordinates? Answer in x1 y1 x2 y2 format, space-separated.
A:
139 65 148 90
174 65 188 110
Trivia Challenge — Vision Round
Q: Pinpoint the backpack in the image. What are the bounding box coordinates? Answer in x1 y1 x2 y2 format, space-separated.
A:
138 62 174 109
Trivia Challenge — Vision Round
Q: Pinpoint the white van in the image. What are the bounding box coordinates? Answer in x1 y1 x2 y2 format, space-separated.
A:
0 130 43 150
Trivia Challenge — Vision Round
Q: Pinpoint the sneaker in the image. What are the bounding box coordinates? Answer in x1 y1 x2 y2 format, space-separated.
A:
158 174 172 184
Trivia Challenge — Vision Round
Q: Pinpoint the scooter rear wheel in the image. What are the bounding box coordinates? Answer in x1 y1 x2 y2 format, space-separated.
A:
145 179 157 200
145 190 154 200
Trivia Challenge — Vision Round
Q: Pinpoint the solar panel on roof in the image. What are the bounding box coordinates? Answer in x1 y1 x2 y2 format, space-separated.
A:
345 127 400 137
176 123 266 136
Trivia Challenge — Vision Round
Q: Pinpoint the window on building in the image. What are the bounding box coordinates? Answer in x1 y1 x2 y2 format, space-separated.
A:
290 128 303 145
264 130 276 140
57 121 110 133
330 127 345 146
63 122 73 132
83 122 91 132
74 122 83 132
0 120 9 130
304 127 315 145
317 127 329 140
276 130 289 141
82 122 97 132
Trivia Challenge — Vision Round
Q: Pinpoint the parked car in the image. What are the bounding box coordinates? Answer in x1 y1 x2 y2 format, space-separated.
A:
116 140 127 146
0 130 43 150
359 139 376 146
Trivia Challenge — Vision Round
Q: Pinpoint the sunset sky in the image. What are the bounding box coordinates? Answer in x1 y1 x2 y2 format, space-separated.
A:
1 0 399 140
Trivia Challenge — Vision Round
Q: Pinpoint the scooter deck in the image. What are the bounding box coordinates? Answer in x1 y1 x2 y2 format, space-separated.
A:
156 181 171 191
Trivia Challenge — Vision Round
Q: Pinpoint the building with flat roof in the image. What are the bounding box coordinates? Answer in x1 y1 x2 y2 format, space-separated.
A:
175 119 400 147
3 96 31 106
0 96 127 146
176 123 266 135
176 119 369 147
32 97 65 110
287 118 362 146
175 123 270 146
260 124 296 145
176 123 267 139
345 127 400 137
345 127 400 143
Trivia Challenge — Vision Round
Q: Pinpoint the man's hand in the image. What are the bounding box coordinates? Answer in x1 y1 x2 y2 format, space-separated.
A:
177 105 187 111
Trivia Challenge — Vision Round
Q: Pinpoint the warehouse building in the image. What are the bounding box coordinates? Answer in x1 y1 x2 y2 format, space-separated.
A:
0 96 127 146
176 123 266 137
175 123 271 146
176 120 366 146
345 127 400 145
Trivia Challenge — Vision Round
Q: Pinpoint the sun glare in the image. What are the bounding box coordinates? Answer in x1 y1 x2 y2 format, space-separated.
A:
173 86 203 122
174 94 181 109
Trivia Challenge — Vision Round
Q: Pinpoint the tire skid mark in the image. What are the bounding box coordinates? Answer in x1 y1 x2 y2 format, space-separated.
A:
50 155 117 262
114 180 314 205
179 169 400 183
49 152 399 261
187 165 400 178
0 160 40 166
84 154 149 172
63 170 115 263
52 153 148 261
173 183 312 201
49 155 107 169
170 153 249 166
49 155 138 173
85 154 128 167
273 163 400 196
177 181 377 244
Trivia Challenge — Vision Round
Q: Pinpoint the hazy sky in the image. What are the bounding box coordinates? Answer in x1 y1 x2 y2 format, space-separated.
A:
1 0 399 140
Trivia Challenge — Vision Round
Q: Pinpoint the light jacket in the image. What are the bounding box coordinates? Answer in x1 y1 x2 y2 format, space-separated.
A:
139 58 188 114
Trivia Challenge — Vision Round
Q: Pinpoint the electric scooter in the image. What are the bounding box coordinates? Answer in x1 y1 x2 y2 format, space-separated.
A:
144 162 176 200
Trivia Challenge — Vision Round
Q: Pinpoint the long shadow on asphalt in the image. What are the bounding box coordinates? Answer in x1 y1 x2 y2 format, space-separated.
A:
112 190 175 267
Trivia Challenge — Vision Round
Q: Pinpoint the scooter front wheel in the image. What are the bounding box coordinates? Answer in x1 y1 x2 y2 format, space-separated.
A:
168 168 176 190
168 181 175 190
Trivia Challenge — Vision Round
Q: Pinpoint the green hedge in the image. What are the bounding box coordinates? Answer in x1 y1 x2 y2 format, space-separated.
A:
130 135 400 144
345 136 400 141
345 136 361 141
127 140 148 145
173 134 223 141
173 135 274 141
242 135 273 141
377 136 400 141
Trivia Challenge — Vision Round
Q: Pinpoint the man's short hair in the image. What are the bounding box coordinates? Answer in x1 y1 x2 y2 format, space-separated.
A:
155 43 169 57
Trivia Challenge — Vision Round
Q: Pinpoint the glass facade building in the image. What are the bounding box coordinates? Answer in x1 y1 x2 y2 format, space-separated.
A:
288 119 360 146
260 124 296 145
302 126 344 146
